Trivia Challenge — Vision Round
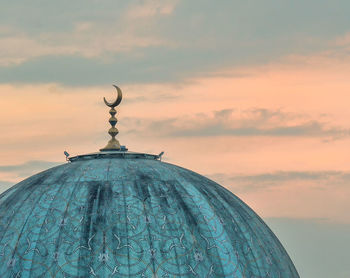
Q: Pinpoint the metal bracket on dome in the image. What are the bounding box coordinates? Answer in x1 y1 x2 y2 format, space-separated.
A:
64 151 70 162
157 151 164 161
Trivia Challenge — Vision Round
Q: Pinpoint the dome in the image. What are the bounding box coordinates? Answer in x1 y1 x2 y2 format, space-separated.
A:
0 152 299 277
0 86 299 277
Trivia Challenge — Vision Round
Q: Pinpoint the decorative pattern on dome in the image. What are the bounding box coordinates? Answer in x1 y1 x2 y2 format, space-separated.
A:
0 158 299 277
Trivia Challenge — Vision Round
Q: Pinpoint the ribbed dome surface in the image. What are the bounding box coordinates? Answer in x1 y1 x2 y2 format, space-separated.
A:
0 156 299 277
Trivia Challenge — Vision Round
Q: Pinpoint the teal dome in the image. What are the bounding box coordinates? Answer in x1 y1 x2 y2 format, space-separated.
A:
0 153 299 277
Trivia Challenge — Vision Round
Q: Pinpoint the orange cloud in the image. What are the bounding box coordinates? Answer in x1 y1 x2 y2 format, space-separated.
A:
1 52 350 223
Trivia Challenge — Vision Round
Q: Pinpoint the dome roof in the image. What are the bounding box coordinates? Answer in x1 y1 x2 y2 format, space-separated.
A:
0 153 299 278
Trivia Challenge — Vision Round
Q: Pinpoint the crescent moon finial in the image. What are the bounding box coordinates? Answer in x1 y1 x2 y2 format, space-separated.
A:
100 85 124 152
103 85 123 108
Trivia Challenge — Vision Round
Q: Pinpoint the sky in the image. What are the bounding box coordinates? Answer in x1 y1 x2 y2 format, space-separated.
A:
1 0 350 277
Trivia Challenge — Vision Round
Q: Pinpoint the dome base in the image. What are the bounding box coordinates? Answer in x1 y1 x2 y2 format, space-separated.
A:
68 150 161 162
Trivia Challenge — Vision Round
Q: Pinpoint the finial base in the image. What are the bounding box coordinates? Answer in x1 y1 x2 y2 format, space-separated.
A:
100 138 121 152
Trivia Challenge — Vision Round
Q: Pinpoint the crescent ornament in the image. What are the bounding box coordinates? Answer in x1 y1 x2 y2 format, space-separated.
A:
103 85 123 107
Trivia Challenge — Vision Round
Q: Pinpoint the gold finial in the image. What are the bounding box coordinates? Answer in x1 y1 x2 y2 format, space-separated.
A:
100 85 123 152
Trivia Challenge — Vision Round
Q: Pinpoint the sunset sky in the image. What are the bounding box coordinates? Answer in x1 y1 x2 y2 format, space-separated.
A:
1 1 350 277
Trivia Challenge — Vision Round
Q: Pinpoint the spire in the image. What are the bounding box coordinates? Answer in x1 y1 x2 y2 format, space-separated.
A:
100 85 123 152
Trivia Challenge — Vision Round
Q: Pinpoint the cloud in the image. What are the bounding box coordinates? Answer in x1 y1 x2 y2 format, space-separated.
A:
228 171 345 183
0 24 169 67
0 160 60 178
125 92 180 104
208 170 350 193
121 108 350 140
0 0 177 67
0 49 190 85
334 32 350 48
210 171 350 191
1 0 350 85
126 0 179 18
205 169 350 225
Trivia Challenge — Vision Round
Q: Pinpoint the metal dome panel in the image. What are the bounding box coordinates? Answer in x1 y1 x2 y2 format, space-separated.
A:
0 157 299 277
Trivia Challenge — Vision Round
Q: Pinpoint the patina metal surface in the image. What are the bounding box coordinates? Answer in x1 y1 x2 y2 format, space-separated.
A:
0 155 299 277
